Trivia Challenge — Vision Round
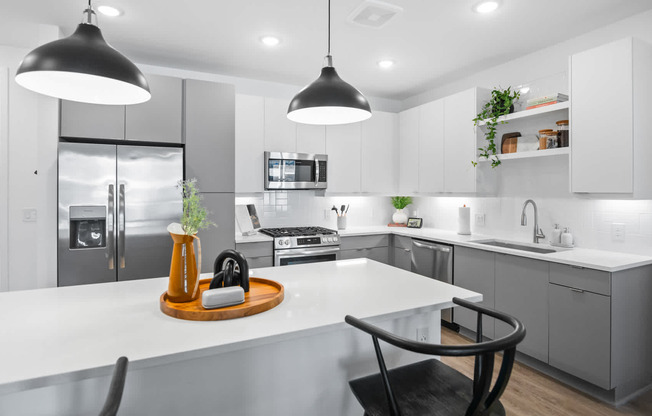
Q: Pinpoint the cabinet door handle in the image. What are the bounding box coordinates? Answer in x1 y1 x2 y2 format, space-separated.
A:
404 249 411 252
570 287 585 293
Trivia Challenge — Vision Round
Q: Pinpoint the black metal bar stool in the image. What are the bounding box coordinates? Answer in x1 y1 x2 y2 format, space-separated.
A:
345 298 526 416
98 356 129 416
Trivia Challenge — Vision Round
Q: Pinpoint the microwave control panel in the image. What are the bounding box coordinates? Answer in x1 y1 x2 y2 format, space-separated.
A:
318 161 327 182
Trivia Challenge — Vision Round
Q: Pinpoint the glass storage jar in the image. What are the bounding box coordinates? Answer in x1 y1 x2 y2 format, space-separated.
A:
556 120 569 147
538 129 553 150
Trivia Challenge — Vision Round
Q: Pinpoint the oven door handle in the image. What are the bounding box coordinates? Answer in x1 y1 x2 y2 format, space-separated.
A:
276 247 340 257
314 159 320 186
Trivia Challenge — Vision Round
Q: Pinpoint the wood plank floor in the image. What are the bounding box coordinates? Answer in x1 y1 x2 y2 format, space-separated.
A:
440 328 652 416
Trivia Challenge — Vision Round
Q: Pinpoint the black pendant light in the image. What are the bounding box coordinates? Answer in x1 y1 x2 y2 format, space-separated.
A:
15 0 150 105
287 0 371 125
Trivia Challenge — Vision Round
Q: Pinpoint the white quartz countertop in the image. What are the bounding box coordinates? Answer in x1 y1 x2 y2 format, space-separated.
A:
0 259 479 395
337 226 652 272
237 227 652 272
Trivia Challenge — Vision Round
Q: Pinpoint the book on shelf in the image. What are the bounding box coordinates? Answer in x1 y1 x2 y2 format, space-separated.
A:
526 93 569 107
526 101 566 110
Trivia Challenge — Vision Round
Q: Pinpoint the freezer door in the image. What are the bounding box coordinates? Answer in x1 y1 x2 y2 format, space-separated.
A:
58 142 117 286
117 145 183 281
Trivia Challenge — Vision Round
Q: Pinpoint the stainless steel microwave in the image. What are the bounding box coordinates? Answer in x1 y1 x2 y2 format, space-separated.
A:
264 151 327 190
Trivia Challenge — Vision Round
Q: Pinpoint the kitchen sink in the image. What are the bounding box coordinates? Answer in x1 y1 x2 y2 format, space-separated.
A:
472 239 561 254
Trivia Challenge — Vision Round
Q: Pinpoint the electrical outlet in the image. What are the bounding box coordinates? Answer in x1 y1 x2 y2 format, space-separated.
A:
323 209 330 220
416 327 429 343
22 208 37 222
612 223 626 242
475 213 485 226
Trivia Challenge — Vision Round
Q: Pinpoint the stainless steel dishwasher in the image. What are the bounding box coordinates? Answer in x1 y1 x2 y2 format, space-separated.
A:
411 239 454 324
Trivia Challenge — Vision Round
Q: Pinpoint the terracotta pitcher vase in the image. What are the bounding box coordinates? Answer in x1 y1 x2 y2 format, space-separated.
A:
167 224 202 303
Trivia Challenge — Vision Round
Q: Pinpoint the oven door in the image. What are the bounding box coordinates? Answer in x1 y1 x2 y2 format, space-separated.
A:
274 247 340 267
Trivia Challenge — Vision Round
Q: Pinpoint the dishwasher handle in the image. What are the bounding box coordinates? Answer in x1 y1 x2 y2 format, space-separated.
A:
412 240 451 253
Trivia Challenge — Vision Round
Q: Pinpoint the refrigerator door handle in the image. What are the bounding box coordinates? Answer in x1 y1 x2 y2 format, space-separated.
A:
118 184 126 269
107 184 115 270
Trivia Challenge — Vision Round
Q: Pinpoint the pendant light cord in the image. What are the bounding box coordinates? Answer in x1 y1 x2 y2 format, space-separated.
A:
327 0 331 56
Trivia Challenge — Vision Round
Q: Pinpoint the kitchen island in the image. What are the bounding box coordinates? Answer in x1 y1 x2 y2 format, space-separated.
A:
0 259 480 415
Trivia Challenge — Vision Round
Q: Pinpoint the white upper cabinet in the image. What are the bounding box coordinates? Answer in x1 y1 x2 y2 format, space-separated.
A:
235 94 265 193
296 124 326 155
571 38 652 196
361 111 399 194
326 123 362 193
264 97 297 152
418 99 444 193
399 106 420 194
444 88 477 193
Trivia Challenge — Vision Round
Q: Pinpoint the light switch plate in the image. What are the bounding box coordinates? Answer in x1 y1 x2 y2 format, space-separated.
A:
612 223 625 242
22 208 37 222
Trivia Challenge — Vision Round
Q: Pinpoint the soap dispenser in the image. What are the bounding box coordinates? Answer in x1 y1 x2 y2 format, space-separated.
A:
561 227 573 247
552 224 562 244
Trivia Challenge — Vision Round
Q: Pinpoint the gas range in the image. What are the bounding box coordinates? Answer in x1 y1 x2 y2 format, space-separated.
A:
259 226 340 250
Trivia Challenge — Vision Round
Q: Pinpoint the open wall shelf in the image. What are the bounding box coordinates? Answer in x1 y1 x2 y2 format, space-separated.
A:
476 102 570 126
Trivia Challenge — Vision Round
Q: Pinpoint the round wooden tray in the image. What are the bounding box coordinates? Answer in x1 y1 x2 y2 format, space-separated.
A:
160 277 284 321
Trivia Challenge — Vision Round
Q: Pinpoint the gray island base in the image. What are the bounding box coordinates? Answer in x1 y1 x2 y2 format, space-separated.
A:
0 259 480 415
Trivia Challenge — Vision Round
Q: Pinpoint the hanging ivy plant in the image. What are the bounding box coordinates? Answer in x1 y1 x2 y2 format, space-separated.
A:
472 87 521 168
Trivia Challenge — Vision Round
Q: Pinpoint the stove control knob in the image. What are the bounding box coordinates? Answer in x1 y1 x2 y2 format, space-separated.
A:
284 239 290 246
325 237 332 243
333 236 339 242
279 240 285 246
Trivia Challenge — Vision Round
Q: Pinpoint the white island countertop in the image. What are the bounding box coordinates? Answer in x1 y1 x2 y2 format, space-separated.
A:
0 259 480 395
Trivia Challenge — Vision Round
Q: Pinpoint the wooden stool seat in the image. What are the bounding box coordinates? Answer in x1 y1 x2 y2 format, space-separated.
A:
350 359 505 416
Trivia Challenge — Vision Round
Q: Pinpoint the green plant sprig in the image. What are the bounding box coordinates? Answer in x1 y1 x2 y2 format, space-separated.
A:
178 179 215 236
391 196 413 210
472 87 521 168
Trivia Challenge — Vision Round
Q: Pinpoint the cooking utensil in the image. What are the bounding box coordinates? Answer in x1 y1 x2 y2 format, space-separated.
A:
345 204 350 214
341 205 346 215
331 205 339 216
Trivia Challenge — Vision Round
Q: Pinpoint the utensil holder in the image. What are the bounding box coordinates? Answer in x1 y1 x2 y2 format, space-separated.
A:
337 216 347 230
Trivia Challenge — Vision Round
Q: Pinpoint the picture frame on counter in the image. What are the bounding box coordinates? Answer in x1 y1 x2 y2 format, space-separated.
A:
407 217 423 228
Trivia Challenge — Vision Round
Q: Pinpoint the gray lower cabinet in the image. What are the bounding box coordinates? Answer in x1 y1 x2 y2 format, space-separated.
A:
549 283 611 389
340 235 389 264
391 235 412 271
494 254 549 363
60 100 125 140
196 193 235 273
125 74 183 143
184 80 235 193
453 246 495 338
235 241 274 269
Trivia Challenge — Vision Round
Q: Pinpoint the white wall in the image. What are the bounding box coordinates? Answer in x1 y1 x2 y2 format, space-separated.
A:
0 22 59 292
401 9 652 257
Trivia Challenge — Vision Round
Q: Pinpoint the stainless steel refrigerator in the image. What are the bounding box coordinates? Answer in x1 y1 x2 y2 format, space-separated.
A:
58 142 183 286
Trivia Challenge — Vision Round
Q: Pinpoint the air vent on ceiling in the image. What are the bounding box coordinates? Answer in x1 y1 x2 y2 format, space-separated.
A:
347 0 403 29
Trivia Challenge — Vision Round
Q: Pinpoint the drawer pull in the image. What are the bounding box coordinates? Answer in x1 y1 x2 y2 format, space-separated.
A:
571 265 586 270
404 249 411 252
570 288 585 293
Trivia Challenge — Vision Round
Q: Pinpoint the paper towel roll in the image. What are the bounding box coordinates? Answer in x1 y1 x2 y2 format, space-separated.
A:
458 206 471 235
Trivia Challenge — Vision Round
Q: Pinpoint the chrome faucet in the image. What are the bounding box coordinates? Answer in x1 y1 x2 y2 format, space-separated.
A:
521 199 546 243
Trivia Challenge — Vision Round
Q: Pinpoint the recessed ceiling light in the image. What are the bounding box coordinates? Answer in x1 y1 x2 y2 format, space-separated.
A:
473 1 500 14
378 59 395 69
97 5 122 17
260 36 280 47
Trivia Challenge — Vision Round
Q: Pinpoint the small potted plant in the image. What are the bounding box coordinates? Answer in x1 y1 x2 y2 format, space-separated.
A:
391 196 413 225
472 87 521 168
167 179 215 303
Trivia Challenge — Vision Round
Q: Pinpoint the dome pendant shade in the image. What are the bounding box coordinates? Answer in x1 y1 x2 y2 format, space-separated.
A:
15 23 150 105
287 65 371 125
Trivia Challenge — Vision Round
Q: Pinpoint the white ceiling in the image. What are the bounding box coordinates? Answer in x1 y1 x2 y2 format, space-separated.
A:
3 0 652 100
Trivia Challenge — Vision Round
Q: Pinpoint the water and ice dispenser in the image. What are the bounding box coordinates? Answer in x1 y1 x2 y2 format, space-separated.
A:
69 206 106 249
